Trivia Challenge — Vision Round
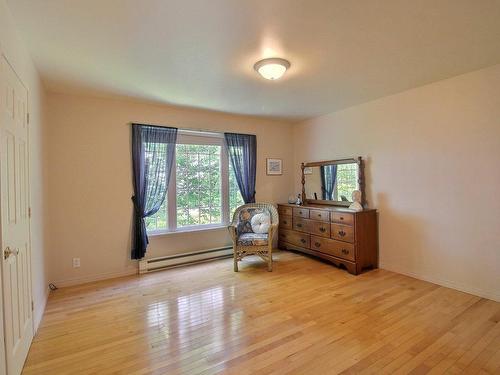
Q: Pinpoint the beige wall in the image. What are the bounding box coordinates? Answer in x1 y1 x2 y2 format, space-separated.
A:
1 0 49 330
46 93 294 286
294 64 500 301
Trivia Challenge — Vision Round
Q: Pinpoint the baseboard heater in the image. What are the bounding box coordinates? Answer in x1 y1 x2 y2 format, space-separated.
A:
139 246 233 274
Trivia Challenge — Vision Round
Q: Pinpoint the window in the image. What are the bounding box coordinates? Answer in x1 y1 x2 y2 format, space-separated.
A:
146 131 244 233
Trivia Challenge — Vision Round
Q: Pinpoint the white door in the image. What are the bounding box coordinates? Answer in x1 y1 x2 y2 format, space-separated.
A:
0 55 33 375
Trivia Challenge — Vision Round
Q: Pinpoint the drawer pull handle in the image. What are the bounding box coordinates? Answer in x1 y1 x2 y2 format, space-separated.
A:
314 242 321 247
340 217 344 220
319 227 326 232
283 220 287 224
341 249 349 255
318 214 322 217
300 239 306 244
338 230 346 237
297 223 302 228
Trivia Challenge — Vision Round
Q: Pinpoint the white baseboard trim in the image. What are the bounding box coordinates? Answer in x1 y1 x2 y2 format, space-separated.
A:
33 287 49 333
51 267 139 288
380 261 500 302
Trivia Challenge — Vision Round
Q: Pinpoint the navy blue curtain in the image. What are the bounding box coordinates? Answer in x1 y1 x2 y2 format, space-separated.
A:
131 124 177 259
320 164 337 200
224 133 257 203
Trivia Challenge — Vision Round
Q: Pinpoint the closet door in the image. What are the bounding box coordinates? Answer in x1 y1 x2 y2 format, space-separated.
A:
0 54 33 375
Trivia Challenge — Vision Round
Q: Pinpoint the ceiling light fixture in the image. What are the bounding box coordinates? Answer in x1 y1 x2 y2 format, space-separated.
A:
254 58 290 80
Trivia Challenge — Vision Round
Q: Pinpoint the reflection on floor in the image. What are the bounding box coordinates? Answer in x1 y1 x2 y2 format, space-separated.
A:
24 251 500 374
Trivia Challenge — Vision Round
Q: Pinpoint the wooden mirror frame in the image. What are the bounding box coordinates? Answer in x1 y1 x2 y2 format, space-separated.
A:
301 157 365 207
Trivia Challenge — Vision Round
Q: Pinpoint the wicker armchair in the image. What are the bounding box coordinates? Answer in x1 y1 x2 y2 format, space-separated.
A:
228 203 279 272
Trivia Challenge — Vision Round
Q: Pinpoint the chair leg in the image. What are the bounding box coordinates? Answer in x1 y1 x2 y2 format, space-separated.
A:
233 248 239 272
267 246 273 272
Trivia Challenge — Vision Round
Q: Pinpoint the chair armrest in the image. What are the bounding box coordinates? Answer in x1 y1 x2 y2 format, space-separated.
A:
227 224 238 242
268 223 278 241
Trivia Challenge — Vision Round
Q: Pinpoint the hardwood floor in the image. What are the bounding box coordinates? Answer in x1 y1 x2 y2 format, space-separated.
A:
23 251 500 375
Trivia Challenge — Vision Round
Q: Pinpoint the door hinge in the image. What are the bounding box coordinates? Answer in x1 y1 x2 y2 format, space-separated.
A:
28 207 32 218
27 112 30 124
31 300 34 311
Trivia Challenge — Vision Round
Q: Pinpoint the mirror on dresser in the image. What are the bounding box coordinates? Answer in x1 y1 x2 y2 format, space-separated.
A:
301 157 365 207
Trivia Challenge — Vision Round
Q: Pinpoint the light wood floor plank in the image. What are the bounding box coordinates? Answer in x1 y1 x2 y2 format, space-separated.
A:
23 251 500 375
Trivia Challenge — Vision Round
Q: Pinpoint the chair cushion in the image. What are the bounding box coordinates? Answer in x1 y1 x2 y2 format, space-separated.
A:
251 212 271 233
237 207 270 234
237 233 269 246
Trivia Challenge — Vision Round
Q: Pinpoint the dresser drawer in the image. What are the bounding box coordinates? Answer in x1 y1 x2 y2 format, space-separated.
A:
310 236 355 261
279 215 292 229
331 212 354 226
309 209 330 222
293 217 310 233
279 229 310 248
278 205 293 216
309 220 330 238
293 207 310 219
331 223 354 243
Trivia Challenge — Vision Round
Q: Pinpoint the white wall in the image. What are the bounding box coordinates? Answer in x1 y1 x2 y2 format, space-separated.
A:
46 92 294 286
1 0 49 330
294 64 500 301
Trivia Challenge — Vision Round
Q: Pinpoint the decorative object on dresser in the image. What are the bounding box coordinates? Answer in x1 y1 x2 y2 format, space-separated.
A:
295 193 302 205
228 203 279 272
348 190 363 211
279 157 378 275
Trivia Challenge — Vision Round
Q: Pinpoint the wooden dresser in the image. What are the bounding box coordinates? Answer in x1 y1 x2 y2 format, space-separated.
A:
277 203 378 275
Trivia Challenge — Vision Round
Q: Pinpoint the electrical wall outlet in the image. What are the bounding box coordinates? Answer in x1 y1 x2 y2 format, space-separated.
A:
72 258 80 268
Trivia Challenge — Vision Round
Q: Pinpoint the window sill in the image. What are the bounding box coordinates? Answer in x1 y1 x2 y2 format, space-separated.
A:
148 224 229 237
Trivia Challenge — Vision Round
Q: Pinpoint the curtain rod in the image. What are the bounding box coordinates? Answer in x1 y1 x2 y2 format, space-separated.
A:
129 122 256 136
130 122 177 130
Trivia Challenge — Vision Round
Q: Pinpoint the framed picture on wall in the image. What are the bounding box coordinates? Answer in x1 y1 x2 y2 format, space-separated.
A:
266 158 283 175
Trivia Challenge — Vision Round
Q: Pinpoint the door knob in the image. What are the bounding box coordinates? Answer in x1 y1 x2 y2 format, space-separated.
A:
4 247 18 259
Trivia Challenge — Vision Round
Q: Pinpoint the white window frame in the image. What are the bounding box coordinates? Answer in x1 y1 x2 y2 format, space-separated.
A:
148 129 235 236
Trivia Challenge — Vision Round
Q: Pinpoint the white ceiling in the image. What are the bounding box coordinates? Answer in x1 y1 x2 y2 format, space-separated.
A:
8 0 500 120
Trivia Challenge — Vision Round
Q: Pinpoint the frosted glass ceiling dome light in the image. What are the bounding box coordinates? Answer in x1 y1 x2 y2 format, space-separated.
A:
254 58 291 80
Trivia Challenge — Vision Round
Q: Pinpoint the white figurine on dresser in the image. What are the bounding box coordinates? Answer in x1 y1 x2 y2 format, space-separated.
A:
349 190 363 211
